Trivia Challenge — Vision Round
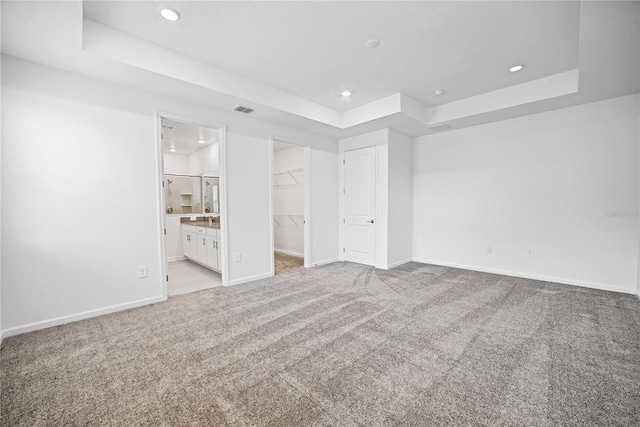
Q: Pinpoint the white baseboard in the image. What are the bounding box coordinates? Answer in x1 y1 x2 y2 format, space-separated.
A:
0 295 167 340
168 256 186 262
376 259 413 270
412 258 635 295
227 271 274 287
388 259 412 269
274 249 304 258
312 258 339 267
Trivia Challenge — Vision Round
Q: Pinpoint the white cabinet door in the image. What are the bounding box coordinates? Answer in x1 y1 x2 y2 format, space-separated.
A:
217 235 221 269
182 232 191 258
206 235 218 269
197 234 207 264
190 233 199 259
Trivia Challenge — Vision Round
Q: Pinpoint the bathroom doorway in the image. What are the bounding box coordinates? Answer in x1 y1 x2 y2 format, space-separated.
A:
158 114 226 296
271 139 310 275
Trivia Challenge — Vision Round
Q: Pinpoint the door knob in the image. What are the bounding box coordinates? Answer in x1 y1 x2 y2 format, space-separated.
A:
368 219 375 224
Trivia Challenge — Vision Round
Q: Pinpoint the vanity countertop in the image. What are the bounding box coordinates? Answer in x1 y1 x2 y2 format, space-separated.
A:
181 221 220 229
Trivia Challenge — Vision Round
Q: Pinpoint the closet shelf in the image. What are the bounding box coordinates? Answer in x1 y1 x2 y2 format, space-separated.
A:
273 168 304 187
273 214 304 228
273 167 303 176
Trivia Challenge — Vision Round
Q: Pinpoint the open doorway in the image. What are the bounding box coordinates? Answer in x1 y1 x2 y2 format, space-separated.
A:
272 140 308 275
160 116 223 296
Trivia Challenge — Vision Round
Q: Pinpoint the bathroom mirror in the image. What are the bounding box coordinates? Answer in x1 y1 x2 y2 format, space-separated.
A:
203 176 220 214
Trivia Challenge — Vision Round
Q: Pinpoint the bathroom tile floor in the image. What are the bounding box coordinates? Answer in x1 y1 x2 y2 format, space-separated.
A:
167 259 222 296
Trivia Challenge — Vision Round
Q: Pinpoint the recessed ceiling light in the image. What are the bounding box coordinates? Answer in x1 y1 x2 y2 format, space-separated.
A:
160 7 180 21
341 90 352 97
197 138 206 144
366 39 380 48
169 147 176 152
509 65 524 73
434 89 445 96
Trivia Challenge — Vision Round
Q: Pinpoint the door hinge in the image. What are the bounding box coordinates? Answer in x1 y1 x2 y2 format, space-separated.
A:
162 181 164 188
343 248 345 253
343 218 345 223
343 159 345 165
166 275 169 282
343 188 345 194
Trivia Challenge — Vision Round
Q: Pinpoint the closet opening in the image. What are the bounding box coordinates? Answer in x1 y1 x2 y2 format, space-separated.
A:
271 139 309 275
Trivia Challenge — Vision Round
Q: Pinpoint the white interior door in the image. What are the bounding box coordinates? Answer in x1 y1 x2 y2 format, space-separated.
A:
344 146 376 266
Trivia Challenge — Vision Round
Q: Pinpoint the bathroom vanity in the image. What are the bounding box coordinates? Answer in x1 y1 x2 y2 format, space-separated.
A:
182 221 221 272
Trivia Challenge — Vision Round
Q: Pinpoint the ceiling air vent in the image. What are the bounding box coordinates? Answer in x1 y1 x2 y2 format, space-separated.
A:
233 105 255 114
428 123 453 132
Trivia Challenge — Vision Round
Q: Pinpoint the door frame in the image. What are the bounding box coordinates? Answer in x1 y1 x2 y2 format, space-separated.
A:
339 130 387 268
340 145 377 266
269 136 312 273
155 111 229 299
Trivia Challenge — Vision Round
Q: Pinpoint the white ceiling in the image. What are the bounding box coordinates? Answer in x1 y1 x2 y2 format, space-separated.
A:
1 1 639 139
161 118 219 155
82 1 580 112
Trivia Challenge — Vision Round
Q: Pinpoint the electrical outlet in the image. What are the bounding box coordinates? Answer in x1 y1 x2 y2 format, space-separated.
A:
527 249 534 257
234 252 242 262
487 246 493 254
137 266 148 278
314 241 319 249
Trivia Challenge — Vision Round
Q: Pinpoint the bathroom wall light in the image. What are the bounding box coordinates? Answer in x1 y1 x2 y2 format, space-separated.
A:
160 8 180 21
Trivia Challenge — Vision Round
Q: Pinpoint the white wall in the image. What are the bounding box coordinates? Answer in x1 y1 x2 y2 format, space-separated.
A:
164 144 219 176
1 56 339 336
273 145 304 257
225 133 272 284
413 94 640 294
189 142 219 176
387 130 413 267
0 54 2 341
309 146 339 265
273 145 304 175
163 152 189 175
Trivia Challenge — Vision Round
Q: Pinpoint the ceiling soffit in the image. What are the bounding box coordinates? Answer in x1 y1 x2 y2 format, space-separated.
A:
82 18 579 134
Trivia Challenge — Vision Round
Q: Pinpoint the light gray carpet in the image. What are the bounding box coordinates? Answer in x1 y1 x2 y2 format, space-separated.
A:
274 252 304 275
2 262 639 426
